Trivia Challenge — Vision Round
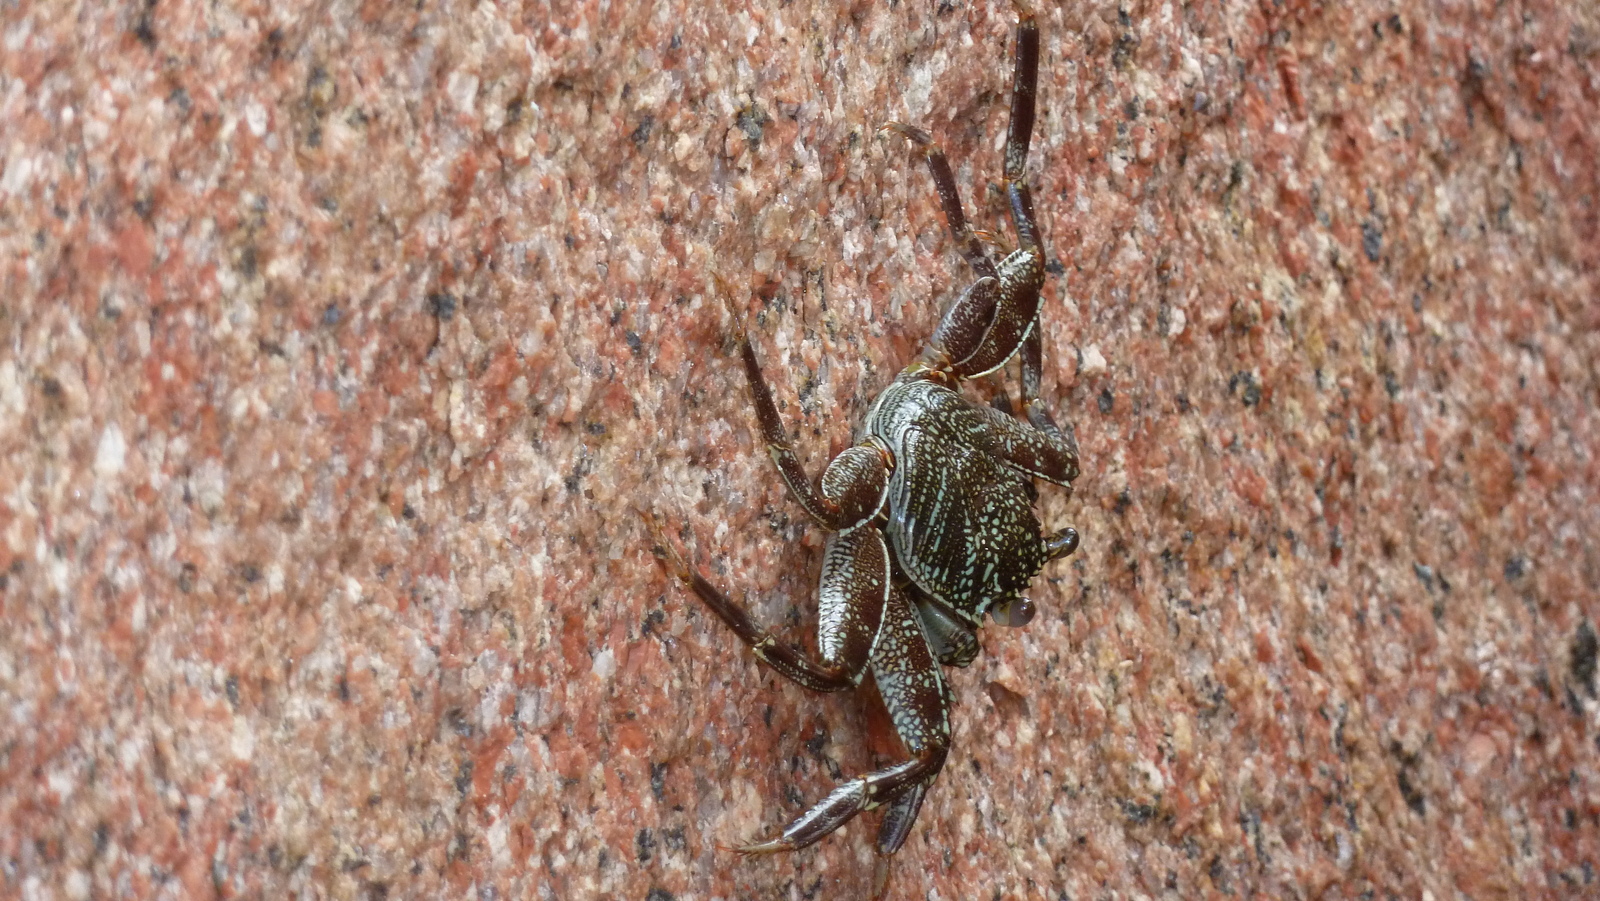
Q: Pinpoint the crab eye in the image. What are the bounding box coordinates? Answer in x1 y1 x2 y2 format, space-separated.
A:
991 597 1036 628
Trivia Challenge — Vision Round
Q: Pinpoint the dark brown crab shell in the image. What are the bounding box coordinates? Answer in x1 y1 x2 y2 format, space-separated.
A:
866 377 1052 628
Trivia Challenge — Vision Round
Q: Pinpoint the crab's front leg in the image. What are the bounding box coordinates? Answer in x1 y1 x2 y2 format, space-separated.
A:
731 305 892 531
646 513 893 692
1019 326 1079 477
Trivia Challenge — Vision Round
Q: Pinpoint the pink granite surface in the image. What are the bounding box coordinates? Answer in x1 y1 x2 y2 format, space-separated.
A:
1 1 1597 899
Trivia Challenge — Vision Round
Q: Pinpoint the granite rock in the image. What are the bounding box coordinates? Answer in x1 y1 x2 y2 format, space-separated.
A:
1 1 1596 899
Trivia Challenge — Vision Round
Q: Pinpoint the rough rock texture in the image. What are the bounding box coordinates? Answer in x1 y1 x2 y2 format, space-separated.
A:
2 1 1597 899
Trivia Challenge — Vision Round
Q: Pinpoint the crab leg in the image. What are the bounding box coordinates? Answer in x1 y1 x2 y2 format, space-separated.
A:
739 583 951 854
1045 526 1081 561
965 394 1078 488
647 514 892 693
878 123 998 281
1017 327 1080 480
876 124 1006 373
944 250 1044 379
731 315 891 531
946 5 1045 378
1003 4 1078 495
889 8 1047 381
1003 5 1042 250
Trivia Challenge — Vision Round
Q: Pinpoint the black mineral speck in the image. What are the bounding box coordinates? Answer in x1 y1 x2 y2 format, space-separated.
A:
736 102 768 149
1121 800 1157 823
168 87 192 117
133 0 156 47
1112 32 1138 69
429 292 457 321
1397 767 1425 815
1503 555 1528 581
1098 386 1114 414
1113 488 1132 516
1413 563 1435 591
661 827 685 854
636 828 656 863
805 730 827 758
1572 620 1597 698
1230 371 1261 406
1361 219 1383 262
631 115 654 148
650 761 668 800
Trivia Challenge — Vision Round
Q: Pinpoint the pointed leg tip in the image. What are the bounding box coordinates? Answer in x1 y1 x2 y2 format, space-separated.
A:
636 506 668 551
878 121 930 146
870 854 895 900
637 509 697 583
732 838 797 857
714 290 753 348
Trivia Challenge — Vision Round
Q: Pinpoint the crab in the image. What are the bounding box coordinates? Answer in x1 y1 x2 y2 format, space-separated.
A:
646 3 1078 893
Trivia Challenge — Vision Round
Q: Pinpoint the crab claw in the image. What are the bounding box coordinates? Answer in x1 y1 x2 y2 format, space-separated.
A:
990 596 1036 628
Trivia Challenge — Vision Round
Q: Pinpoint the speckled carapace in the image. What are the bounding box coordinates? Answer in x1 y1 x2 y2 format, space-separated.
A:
646 4 1078 896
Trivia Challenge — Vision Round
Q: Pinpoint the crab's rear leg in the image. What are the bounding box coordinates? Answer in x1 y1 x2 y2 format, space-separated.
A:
1003 3 1042 250
738 583 951 856
641 300 903 692
946 3 1046 379
878 122 998 282
885 8 1047 381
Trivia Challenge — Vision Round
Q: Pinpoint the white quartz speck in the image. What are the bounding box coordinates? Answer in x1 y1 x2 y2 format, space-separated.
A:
1166 305 1188 337
1080 344 1108 377
231 717 255 761
447 71 480 113
591 648 616 680
94 424 127 478
245 101 268 137
0 360 25 416
1 147 35 196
